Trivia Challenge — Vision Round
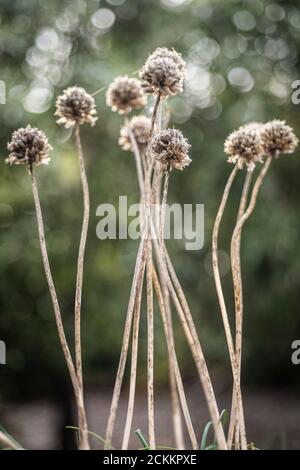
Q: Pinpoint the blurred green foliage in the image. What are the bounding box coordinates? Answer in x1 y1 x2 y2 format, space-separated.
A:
0 0 300 405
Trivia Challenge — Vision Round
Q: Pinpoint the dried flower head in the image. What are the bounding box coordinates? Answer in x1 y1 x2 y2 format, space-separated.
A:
151 128 191 171
55 86 97 128
139 47 186 97
106 76 147 115
119 115 151 151
6 125 52 168
260 120 298 156
224 123 264 172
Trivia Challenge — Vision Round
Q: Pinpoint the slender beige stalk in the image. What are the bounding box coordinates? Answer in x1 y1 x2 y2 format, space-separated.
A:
105 94 161 450
152 161 185 449
160 170 170 246
30 167 87 448
0 431 22 450
161 274 185 450
212 165 238 366
125 116 145 201
211 164 247 449
104 230 148 449
154 165 185 448
74 124 90 449
144 145 185 447
146 245 155 449
152 266 197 449
228 171 252 449
150 220 227 450
229 156 272 448
122 259 146 450
156 166 226 448
150 95 161 137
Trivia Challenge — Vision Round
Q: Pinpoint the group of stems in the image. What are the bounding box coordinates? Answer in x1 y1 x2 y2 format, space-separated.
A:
212 155 273 449
30 124 90 449
105 95 227 450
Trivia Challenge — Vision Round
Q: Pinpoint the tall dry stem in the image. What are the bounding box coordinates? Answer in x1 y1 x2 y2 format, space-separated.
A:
74 124 90 449
30 167 87 449
104 231 148 449
152 267 198 449
211 164 247 449
228 170 252 449
121 260 146 449
150 219 227 450
229 156 272 447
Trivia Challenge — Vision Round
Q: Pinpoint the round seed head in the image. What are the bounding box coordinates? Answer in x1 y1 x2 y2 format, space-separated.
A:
151 128 191 171
224 123 264 172
139 47 186 97
6 125 52 167
106 76 147 115
55 86 97 128
119 115 151 151
260 119 298 156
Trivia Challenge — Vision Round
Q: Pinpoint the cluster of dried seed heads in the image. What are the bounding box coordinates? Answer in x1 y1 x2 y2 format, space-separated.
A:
224 123 265 172
119 115 151 151
260 120 298 156
106 76 147 115
151 128 191 171
6 125 52 168
139 47 186 97
225 120 298 171
55 86 97 128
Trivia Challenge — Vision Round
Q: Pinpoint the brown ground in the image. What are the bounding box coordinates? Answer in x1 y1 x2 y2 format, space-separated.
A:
3 383 300 450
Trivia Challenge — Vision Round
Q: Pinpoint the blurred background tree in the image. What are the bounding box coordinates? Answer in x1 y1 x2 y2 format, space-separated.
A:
0 0 300 448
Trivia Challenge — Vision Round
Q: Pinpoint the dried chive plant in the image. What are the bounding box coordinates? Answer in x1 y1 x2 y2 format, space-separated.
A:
4 43 298 451
5 125 90 449
104 46 227 451
213 120 298 450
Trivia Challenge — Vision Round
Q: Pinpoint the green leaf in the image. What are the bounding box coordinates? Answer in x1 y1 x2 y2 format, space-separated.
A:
135 429 149 450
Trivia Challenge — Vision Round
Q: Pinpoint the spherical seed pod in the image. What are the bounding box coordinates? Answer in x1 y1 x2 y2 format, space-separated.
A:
106 76 147 115
260 120 298 157
151 128 191 171
139 47 186 97
6 125 52 167
224 123 264 172
55 86 97 128
119 115 152 151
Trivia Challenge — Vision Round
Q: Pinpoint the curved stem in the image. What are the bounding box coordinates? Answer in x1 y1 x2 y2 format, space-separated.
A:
228 170 252 449
104 229 148 449
150 220 227 450
160 170 170 247
74 125 90 449
211 165 247 449
229 156 272 448
121 258 146 449
0 431 22 450
30 168 85 447
147 243 155 449
125 116 145 202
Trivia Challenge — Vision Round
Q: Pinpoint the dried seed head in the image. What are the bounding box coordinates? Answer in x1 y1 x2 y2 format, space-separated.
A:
139 47 186 97
119 115 151 151
55 86 97 128
260 120 298 156
106 76 147 115
151 128 191 171
6 125 52 167
224 123 264 172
